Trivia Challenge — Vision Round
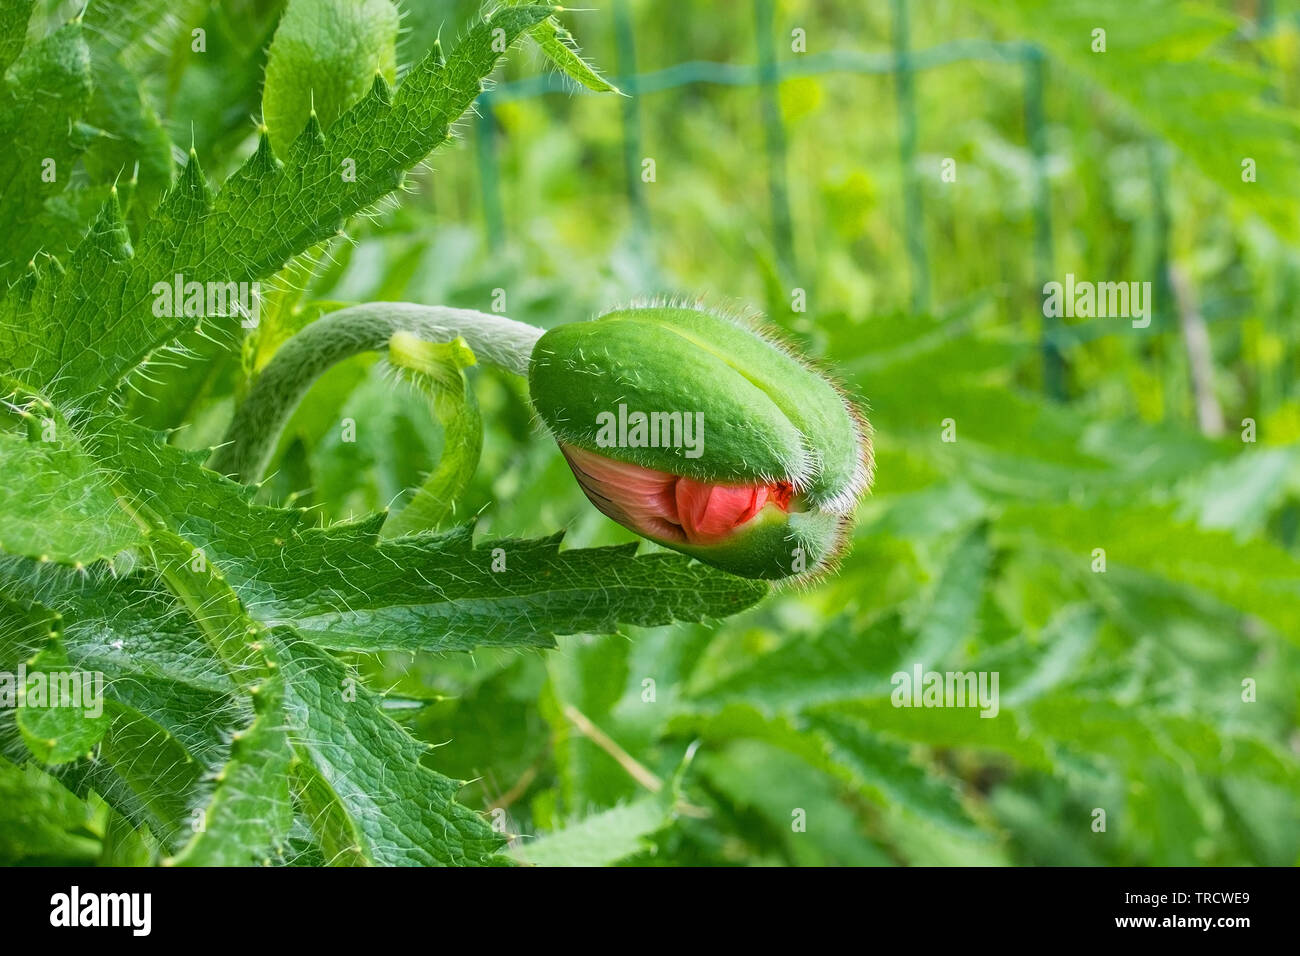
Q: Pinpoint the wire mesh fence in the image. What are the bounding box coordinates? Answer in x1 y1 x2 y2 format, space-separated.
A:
472 0 1086 393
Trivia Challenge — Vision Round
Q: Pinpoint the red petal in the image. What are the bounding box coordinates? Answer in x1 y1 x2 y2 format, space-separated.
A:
561 444 684 541
676 478 767 544
559 444 793 546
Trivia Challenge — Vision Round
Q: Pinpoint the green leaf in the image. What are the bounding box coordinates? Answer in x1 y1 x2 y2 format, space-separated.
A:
57 577 240 698
0 6 561 403
274 636 507 866
382 333 483 536
73 1 176 207
1027 695 1300 789
0 21 93 286
998 604 1099 708
81 48 173 209
667 702 1001 863
0 465 282 845
809 697 1056 771
16 638 109 765
97 806 156 866
905 524 991 666
82 0 196 58
667 703 836 771
0 420 144 566
526 16 619 93
541 637 640 812
89 703 206 846
168 672 294 866
99 671 241 771
686 612 910 713
0 757 99 865
6 597 288 861
997 500 1300 641
282 530 768 652
1176 447 1296 538
809 714 988 838
262 0 400 157
699 741 894 866
513 797 667 866
0 556 240 704
81 416 767 653
0 1 34 74
0 591 54 667
289 759 366 866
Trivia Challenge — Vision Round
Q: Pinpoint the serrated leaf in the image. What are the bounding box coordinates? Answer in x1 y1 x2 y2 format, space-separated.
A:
285 533 767 652
0 427 144 565
81 416 767 653
513 797 666 866
58 577 240 698
169 673 293 866
289 758 366 866
16 638 109 765
526 15 619 93
667 701 998 862
0 556 242 707
998 604 1099 708
0 6 561 403
89 702 206 846
906 524 991 666
0 517 277 849
0 557 283 853
809 697 1056 771
97 805 156 866
274 635 507 866
667 703 835 770
82 0 195 59
806 712 988 841
73 1 178 206
101 670 242 770
0 592 53 669
1027 695 1300 789
686 612 910 713
699 741 894 866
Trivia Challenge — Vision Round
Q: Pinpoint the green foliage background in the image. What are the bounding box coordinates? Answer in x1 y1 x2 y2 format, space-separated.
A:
3 0 1299 866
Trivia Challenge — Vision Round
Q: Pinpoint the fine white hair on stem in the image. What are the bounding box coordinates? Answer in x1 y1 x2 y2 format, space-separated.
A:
210 303 543 483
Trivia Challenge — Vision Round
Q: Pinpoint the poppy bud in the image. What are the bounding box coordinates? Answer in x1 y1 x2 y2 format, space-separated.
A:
528 304 872 580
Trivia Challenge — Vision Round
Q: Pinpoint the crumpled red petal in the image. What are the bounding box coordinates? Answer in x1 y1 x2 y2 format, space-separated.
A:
675 478 767 543
560 443 791 546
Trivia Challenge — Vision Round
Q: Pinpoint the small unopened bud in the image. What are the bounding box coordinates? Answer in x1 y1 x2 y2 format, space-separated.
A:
529 304 872 579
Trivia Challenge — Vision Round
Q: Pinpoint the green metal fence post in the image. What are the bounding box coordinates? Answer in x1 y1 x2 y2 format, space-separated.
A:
475 96 505 251
1024 47 1063 400
1147 140 1176 414
613 0 651 247
754 0 796 277
891 0 928 315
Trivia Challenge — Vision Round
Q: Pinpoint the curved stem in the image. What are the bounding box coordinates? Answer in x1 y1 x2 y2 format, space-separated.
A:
209 302 544 483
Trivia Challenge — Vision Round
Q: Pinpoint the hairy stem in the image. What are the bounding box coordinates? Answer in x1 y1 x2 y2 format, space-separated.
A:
209 302 543 483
